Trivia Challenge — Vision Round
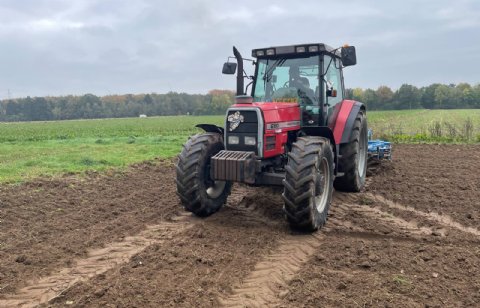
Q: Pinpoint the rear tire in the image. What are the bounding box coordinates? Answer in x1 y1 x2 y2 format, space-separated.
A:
334 110 367 192
175 133 232 216
282 137 334 231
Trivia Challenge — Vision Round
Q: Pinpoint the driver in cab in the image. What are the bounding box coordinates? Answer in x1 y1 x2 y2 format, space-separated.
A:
289 66 316 105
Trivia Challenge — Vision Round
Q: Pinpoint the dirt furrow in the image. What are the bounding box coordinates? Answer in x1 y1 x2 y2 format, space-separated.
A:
337 202 441 237
41 186 286 307
0 214 193 308
218 233 324 307
367 193 480 237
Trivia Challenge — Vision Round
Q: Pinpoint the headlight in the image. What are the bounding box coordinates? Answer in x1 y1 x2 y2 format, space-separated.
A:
228 136 239 145
244 136 256 146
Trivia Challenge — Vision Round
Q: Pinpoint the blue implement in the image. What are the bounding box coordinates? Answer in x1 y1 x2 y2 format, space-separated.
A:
367 129 392 160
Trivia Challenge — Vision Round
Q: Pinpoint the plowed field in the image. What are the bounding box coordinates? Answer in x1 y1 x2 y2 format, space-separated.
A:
0 144 479 307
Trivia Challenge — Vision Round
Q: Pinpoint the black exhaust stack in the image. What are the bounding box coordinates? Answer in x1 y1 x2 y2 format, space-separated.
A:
233 46 244 95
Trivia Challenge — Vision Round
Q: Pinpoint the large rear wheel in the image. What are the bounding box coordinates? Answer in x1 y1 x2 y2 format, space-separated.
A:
334 110 368 192
175 133 232 216
282 136 334 231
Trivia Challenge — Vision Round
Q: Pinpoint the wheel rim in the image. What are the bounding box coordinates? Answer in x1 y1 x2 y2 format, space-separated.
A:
206 181 226 199
358 127 367 176
314 157 330 212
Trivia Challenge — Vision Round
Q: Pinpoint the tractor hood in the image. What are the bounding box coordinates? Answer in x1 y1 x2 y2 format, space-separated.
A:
231 101 301 129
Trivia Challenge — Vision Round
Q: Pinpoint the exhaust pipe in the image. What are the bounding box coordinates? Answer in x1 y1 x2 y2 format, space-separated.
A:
233 46 244 95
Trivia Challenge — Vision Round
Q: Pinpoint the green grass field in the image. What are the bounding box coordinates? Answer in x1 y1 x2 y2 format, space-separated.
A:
1 110 479 183
367 109 480 143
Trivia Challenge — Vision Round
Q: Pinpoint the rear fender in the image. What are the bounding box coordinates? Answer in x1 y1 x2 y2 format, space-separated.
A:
196 124 224 136
332 100 365 144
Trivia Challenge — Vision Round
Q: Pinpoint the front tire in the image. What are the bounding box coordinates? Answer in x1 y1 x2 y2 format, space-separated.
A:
334 110 368 192
282 137 334 231
175 133 232 216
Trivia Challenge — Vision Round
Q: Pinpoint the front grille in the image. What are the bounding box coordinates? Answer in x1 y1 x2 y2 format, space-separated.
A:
226 110 258 133
226 110 260 155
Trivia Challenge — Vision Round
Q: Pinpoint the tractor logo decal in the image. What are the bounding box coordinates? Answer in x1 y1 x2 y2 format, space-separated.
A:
227 111 244 131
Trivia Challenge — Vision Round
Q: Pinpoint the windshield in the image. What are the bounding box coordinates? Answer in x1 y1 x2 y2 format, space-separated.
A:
253 55 320 105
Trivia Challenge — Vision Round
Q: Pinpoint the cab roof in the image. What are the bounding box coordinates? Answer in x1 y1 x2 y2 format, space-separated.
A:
252 43 341 58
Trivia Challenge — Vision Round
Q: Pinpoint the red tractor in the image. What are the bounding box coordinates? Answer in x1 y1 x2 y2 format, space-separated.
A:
176 43 367 231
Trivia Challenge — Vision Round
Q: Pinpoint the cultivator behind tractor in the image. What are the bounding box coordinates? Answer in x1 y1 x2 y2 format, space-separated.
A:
367 130 392 161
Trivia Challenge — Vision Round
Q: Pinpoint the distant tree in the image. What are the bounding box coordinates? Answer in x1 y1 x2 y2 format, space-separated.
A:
352 88 364 102
434 85 454 109
5 100 21 116
421 83 441 109
456 82 471 92
362 89 378 109
31 97 52 120
143 94 153 105
394 84 421 109
473 84 480 108
376 86 394 109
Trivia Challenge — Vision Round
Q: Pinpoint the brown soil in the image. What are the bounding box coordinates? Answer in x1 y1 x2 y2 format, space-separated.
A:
366 144 480 228
0 144 479 307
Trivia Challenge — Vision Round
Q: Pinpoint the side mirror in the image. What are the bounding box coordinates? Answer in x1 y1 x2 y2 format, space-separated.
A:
327 89 337 97
341 46 357 67
222 62 237 74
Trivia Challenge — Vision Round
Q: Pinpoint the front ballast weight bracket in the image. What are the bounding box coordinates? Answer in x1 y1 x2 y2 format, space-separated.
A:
210 150 284 186
211 150 257 184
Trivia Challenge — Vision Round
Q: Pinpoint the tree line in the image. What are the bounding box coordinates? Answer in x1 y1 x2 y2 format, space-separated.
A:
0 90 235 122
346 83 480 110
0 83 479 122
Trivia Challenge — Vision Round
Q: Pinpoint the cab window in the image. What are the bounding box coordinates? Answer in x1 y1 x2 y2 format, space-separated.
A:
253 56 319 105
323 55 343 108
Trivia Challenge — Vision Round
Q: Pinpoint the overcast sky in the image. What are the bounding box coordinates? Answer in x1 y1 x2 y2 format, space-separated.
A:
0 0 479 98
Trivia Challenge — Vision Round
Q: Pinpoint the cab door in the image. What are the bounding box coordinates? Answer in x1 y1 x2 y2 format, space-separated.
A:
323 55 345 128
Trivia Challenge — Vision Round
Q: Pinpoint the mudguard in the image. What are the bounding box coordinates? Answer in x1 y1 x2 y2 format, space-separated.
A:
332 100 365 144
196 124 224 136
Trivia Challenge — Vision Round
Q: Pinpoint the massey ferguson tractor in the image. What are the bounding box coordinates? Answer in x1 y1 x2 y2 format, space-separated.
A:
176 43 367 231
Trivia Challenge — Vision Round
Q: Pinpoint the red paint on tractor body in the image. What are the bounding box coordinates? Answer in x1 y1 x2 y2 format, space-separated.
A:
331 100 355 145
232 102 300 158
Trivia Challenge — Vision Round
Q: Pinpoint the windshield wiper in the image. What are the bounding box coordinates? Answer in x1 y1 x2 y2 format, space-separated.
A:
263 58 286 82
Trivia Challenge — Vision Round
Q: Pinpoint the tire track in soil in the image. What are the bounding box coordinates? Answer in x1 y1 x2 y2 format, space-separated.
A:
218 188 457 307
217 203 353 308
334 193 442 237
366 193 480 237
0 213 195 308
218 232 326 308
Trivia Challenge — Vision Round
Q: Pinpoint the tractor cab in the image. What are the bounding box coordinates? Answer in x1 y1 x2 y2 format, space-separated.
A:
224 43 357 128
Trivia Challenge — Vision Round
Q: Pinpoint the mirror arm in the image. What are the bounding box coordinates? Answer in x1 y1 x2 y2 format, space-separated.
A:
245 81 254 94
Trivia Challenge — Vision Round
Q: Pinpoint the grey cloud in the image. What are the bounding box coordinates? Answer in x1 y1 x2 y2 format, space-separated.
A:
0 0 479 98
